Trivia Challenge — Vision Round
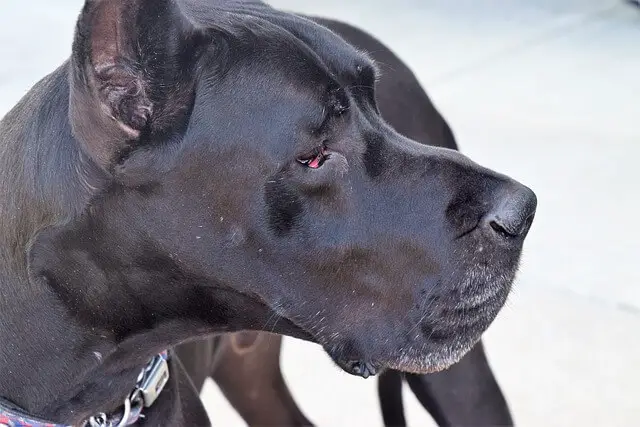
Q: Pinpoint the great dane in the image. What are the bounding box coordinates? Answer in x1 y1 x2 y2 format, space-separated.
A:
0 1 536 426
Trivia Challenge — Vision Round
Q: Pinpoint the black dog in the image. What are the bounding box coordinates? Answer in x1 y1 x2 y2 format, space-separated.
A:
0 1 535 426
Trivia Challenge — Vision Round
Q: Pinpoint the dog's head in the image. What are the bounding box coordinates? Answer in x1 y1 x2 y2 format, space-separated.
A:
29 0 536 377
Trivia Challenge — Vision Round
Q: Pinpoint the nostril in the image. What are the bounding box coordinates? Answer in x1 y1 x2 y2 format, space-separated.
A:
489 219 514 237
489 215 526 238
486 185 537 239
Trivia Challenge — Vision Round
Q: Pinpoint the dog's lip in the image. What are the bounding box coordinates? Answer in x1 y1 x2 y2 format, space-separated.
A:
384 359 451 375
332 352 454 377
266 315 315 342
331 357 381 379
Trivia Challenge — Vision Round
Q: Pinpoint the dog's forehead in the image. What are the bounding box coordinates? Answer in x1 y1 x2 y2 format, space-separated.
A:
180 0 375 80
271 16 376 80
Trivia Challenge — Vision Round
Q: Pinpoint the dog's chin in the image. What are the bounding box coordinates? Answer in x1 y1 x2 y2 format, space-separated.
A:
327 337 478 378
324 264 517 378
382 338 480 375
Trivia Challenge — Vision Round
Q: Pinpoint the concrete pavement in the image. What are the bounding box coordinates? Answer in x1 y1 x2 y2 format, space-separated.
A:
1 1 638 425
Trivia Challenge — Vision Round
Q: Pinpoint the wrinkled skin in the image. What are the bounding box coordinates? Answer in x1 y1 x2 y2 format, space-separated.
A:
0 0 535 424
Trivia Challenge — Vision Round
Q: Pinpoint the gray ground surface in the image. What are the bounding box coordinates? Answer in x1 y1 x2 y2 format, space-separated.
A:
1 1 638 425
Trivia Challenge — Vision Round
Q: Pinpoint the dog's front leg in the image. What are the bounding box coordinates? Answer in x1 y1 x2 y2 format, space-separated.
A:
211 332 314 427
385 341 514 427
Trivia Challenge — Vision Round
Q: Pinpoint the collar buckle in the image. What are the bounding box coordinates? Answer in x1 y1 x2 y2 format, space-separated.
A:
136 353 170 408
86 351 170 427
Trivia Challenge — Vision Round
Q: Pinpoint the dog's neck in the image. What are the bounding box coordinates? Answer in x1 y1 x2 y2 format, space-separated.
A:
0 274 216 424
0 62 218 424
0 63 84 415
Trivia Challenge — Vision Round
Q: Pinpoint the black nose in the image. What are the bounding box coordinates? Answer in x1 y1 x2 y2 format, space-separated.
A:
485 185 537 238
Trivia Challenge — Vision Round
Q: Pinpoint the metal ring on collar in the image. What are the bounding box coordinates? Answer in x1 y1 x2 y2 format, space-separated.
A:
88 413 108 427
87 397 131 427
115 398 131 427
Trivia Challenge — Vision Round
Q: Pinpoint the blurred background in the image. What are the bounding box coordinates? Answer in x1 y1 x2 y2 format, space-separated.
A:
1 1 638 426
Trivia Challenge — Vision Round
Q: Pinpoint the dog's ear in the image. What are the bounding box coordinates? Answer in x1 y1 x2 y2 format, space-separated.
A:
69 0 205 168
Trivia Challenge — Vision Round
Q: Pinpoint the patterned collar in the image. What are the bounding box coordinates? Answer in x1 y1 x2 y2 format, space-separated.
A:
0 351 169 427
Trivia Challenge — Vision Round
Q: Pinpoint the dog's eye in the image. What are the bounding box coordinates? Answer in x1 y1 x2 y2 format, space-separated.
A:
297 146 328 169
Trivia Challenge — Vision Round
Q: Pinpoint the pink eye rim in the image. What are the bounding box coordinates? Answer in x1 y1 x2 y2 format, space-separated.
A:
297 146 328 169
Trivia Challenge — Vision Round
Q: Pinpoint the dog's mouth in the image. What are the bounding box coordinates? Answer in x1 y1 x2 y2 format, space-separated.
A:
305 261 518 378
260 231 522 378
325 345 462 379
297 145 329 169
